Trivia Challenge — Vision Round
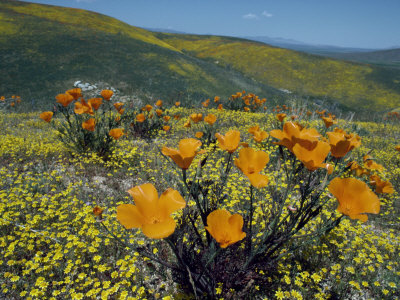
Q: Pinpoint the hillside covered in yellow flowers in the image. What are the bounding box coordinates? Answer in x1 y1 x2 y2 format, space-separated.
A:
1 0 400 112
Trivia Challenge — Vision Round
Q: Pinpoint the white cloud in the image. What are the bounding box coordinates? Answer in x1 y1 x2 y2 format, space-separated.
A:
243 13 258 20
262 11 273 18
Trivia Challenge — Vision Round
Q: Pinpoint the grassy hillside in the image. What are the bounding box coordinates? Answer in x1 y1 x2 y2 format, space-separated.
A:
158 34 400 111
0 0 280 107
1 0 400 112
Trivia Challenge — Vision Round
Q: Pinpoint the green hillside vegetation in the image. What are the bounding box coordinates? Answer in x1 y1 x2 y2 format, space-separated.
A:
158 34 400 111
1 0 400 112
0 0 280 107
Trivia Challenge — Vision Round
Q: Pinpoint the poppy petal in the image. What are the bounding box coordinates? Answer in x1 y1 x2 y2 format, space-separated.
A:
127 183 159 218
179 138 201 158
116 204 144 229
141 217 176 239
247 173 269 188
158 188 186 216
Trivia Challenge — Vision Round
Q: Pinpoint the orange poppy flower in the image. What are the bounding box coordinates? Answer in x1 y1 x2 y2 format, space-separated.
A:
243 107 250 112
248 125 260 134
175 101 181 107
174 114 181 120
114 102 124 111
56 93 74 107
117 183 186 239
74 99 94 115
369 175 394 194
276 113 287 122
252 130 269 143
195 131 204 138
82 118 96 131
248 125 269 142
163 125 171 131
156 100 163 107
214 96 220 102
109 128 124 140
234 147 269 187
292 141 330 171
101 89 113 100
348 161 368 177
183 120 191 128
364 159 384 171
190 113 203 123
0 96 5 101
66 88 82 100
270 122 320 152
162 138 202 169
205 209 246 248
321 116 337 128
136 113 145 123
163 116 171 122
395 145 400 151
39 111 53 122
145 104 153 112
270 122 300 151
325 163 334 175
88 98 103 110
155 109 163 116
93 206 103 217
218 104 223 110
215 130 240 153
204 114 217 125
327 128 361 158
202 99 210 107
328 177 380 222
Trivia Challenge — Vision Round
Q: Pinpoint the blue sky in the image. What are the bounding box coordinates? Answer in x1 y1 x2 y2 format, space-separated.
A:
22 0 400 49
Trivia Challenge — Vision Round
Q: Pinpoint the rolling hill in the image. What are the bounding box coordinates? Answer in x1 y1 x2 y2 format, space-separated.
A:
1 0 400 112
241 35 377 56
0 0 281 107
157 34 400 111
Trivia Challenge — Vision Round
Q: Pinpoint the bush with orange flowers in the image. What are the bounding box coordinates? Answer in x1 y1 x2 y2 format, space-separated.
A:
0 95 23 111
95 109 391 298
39 88 124 159
124 100 175 139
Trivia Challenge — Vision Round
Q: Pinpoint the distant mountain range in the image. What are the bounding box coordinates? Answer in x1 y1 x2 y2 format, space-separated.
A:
1 0 400 112
146 29 391 55
330 48 400 69
147 28 400 68
241 36 379 55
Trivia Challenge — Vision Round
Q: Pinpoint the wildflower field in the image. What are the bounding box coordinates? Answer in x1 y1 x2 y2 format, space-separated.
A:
0 90 399 299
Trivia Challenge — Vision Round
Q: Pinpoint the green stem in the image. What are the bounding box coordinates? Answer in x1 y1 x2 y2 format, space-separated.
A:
247 185 254 256
195 246 221 285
